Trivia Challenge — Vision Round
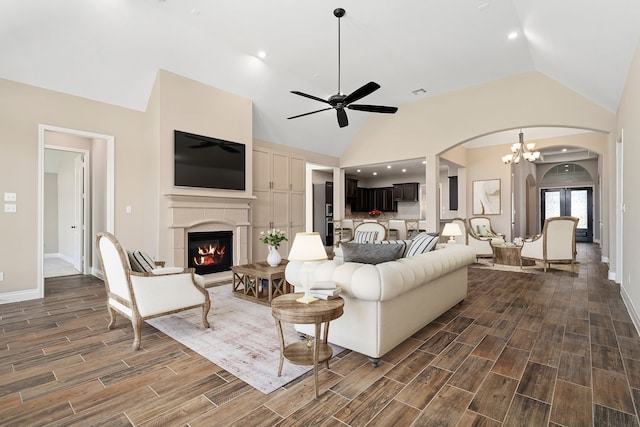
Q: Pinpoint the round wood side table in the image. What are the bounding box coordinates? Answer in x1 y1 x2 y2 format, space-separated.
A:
271 293 344 398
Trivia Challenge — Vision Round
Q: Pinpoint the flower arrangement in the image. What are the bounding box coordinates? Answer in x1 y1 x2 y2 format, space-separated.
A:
368 209 381 217
259 229 288 249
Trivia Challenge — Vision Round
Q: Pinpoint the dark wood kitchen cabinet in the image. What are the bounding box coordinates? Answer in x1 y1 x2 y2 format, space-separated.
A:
393 183 419 202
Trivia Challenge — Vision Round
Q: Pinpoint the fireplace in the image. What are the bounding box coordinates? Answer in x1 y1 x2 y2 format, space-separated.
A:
187 231 233 275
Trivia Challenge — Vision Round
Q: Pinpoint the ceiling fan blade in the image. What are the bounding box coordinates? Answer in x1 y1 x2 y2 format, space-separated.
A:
348 104 398 114
290 91 330 105
343 81 380 105
287 107 333 120
337 108 349 128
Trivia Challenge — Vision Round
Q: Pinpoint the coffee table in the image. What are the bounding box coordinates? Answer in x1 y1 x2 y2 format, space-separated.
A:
493 244 534 266
271 293 344 398
231 261 290 305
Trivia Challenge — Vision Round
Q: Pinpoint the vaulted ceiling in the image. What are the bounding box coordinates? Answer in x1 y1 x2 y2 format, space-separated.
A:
1 1 639 157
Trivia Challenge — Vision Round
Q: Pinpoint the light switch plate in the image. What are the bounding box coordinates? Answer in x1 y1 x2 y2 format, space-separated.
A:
4 192 16 202
4 204 16 213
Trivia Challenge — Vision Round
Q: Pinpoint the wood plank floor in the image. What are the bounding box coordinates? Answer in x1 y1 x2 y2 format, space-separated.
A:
1 243 639 426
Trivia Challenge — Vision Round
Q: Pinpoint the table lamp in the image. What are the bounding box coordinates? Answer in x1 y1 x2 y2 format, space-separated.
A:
287 232 328 304
442 222 462 244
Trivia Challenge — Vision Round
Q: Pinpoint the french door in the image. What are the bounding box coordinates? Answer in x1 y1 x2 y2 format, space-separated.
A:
541 187 593 242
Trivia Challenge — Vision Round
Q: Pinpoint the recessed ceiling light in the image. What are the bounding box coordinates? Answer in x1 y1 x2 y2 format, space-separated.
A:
402 168 407 173
373 172 378 176
257 51 267 59
508 31 518 40
387 165 392 169
422 161 426 164
562 148 567 152
356 169 361 173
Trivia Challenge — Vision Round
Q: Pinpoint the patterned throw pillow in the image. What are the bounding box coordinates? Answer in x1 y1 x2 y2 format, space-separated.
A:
127 250 156 272
341 243 403 264
374 240 413 258
353 230 379 243
406 232 439 257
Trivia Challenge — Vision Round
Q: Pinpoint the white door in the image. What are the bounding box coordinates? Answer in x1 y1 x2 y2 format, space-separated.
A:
73 155 85 272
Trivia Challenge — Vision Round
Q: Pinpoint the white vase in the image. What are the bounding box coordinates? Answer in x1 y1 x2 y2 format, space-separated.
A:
267 245 281 267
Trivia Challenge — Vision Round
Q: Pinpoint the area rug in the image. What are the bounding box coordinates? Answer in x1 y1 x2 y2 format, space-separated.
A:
147 285 343 394
470 258 579 276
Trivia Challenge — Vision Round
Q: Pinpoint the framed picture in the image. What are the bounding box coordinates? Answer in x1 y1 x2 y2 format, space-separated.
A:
473 179 501 215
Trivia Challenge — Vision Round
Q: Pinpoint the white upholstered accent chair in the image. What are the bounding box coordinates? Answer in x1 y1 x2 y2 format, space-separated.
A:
96 232 211 350
466 216 505 258
520 216 579 272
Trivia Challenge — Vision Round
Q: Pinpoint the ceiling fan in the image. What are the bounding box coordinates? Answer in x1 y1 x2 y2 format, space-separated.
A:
287 8 398 128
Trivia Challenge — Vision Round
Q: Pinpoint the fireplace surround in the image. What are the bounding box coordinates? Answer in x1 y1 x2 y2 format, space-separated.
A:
165 194 251 283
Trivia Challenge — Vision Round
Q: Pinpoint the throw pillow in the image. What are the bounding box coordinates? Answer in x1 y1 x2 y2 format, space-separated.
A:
374 239 413 258
406 232 439 257
353 230 379 243
127 250 156 273
477 224 495 238
341 242 403 264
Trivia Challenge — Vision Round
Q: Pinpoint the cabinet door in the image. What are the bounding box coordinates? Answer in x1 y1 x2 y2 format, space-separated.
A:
290 156 305 192
253 148 271 190
346 178 358 199
404 183 418 202
252 188 271 228
272 152 290 191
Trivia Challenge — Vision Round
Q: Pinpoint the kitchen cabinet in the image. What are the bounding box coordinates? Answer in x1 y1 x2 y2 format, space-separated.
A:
346 178 358 200
393 182 419 202
352 187 396 212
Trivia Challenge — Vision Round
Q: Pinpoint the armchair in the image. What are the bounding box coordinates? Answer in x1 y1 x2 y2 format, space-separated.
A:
520 216 578 272
96 232 211 350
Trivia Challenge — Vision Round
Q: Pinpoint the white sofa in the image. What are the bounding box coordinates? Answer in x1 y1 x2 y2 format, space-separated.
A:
285 244 476 366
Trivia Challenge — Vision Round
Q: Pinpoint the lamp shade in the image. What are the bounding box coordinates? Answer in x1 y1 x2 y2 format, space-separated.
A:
442 222 462 237
288 232 328 262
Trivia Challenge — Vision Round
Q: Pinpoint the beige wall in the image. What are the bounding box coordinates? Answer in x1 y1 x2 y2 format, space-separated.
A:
0 77 148 297
617 41 640 327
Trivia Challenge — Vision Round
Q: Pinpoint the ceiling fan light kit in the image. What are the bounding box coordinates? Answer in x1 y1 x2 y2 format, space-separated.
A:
287 8 398 128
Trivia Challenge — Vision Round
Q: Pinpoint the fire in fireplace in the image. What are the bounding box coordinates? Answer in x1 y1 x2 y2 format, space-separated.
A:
187 231 233 275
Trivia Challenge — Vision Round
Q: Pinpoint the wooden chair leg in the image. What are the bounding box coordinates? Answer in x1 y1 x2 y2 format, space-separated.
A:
107 306 117 330
131 316 142 350
202 300 211 329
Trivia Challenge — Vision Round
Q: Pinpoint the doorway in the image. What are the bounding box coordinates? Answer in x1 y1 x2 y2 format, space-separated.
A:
38 125 114 298
44 148 87 277
541 187 593 242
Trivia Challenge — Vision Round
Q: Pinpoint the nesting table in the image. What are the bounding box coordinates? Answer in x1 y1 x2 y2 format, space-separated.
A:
271 293 344 398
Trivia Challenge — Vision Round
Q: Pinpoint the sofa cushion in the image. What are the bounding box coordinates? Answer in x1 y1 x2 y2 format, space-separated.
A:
127 250 156 272
406 232 439 257
374 239 413 258
341 242 403 264
353 230 379 243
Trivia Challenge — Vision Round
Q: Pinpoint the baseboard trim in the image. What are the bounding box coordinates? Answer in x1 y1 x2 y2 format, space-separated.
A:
0 289 42 304
621 284 640 337
608 270 617 281
601 256 609 263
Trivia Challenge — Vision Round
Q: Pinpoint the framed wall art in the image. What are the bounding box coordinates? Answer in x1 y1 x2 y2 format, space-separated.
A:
473 179 501 215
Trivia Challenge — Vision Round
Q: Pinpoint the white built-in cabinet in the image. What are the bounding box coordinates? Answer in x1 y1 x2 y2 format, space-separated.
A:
252 148 305 262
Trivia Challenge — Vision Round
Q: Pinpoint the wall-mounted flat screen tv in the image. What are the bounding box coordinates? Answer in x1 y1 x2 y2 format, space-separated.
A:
174 130 246 191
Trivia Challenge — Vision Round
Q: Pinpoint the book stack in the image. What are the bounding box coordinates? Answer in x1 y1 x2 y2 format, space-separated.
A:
310 282 341 300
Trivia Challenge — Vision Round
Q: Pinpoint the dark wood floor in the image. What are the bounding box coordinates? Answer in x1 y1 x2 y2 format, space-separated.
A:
1 243 639 426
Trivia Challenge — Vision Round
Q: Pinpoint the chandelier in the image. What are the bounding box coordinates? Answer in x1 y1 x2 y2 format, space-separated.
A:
502 130 541 164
